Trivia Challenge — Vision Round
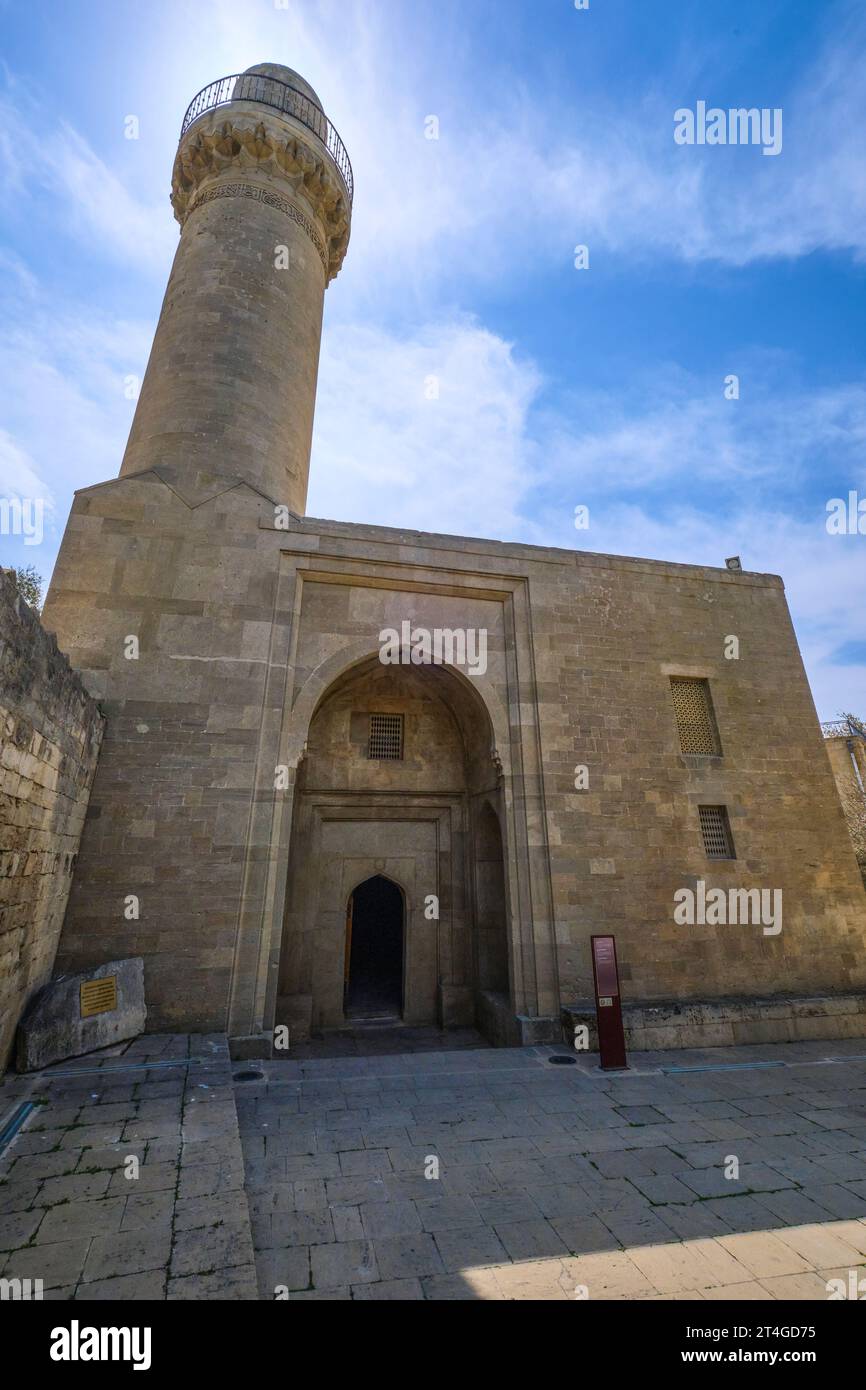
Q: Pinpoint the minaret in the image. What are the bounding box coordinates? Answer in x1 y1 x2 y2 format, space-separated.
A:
118 63 352 513
42 64 354 1039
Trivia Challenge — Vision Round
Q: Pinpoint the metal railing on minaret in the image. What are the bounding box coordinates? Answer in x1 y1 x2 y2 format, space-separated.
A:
179 72 353 203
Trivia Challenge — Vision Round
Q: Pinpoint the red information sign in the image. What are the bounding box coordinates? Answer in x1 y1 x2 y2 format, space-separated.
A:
591 934 628 1070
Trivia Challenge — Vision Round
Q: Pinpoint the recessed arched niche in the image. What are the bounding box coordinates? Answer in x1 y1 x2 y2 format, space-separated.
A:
276 653 511 1042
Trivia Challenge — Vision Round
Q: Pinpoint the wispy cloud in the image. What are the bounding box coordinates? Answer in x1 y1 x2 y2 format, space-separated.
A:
0 278 151 570
238 0 866 305
309 318 541 539
0 0 862 721
532 371 866 502
47 122 176 274
309 313 866 717
4 0 860 310
0 85 175 276
0 429 50 505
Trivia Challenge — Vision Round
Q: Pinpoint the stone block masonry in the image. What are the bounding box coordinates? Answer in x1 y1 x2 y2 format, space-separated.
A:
0 569 104 1073
38 59 866 1051
43 493 866 1047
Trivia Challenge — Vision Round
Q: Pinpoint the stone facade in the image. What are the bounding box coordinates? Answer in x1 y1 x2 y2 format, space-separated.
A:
823 720 866 888
39 63 866 1051
42 486 866 1047
563 993 866 1051
0 569 103 1072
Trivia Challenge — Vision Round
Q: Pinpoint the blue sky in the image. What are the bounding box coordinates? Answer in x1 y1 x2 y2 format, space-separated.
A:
0 0 864 719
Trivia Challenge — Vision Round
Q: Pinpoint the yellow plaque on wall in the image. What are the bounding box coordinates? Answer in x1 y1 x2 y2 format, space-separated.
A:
80 976 117 1018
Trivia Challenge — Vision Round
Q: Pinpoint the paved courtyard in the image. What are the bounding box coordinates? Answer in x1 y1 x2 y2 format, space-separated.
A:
2 1034 866 1299
282 1023 491 1061
239 1037 866 1300
0 1034 256 1299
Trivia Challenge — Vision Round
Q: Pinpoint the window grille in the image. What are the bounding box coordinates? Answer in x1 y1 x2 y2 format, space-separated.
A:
698 805 735 859
368 713 403 760
670 678 722 755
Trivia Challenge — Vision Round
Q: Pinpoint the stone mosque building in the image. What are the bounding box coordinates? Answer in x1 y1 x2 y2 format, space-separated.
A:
39 64 866 1056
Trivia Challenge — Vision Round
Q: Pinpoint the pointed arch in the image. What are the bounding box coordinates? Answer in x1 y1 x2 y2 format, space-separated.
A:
344 873 405 1019
281 640 510 781
274 641 522 1041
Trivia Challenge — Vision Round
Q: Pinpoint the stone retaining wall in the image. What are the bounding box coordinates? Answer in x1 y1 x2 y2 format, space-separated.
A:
0 569 104 1072
562 993 866 1052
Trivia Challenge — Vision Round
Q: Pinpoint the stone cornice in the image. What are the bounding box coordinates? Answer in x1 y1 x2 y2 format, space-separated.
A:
171 113 351 282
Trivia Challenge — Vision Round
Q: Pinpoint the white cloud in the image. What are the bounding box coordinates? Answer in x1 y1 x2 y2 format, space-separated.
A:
0 429 50 506
193 0 866 303
534 374 866 499
2 0 863 319
48 122 176 275
309 317 866 718
309 318 541 540
2 0 861 318
0 90 175 277
0 0 862 721
0 283 152 568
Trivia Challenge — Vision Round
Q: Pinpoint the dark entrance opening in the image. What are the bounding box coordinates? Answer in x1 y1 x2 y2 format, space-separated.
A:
344 875 404 1019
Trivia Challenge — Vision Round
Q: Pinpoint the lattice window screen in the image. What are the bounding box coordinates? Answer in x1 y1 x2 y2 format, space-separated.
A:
368 713 403 760
670 678 722 755
698 805 735 859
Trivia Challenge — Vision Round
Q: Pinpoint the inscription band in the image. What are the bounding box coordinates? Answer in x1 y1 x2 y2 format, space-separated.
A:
187 182 329 275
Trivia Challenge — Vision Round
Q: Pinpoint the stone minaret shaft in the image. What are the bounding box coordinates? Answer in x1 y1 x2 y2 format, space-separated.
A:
119 64 352 512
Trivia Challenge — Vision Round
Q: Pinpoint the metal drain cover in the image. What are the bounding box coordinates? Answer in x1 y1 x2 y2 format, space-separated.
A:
548 1054 577 1065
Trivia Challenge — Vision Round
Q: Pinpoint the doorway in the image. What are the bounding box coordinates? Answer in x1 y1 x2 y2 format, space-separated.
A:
344 875 404 1019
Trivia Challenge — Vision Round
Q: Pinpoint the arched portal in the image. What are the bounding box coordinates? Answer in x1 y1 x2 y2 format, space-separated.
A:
345 875 404 1019
276 653 511 1040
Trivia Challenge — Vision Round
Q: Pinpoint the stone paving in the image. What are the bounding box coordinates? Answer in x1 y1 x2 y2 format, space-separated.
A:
0 1034 256 1300
283 1023 492 1061
2 1033 866 1300
238 1037 866 1300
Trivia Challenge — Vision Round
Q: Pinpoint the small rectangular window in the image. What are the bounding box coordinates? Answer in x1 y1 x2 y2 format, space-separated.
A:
368 713 403 760
670 677 722 755
698 805 735 859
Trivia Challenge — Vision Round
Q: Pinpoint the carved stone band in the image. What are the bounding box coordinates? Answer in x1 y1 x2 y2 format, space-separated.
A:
171 113 351 280
186 182 329 277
